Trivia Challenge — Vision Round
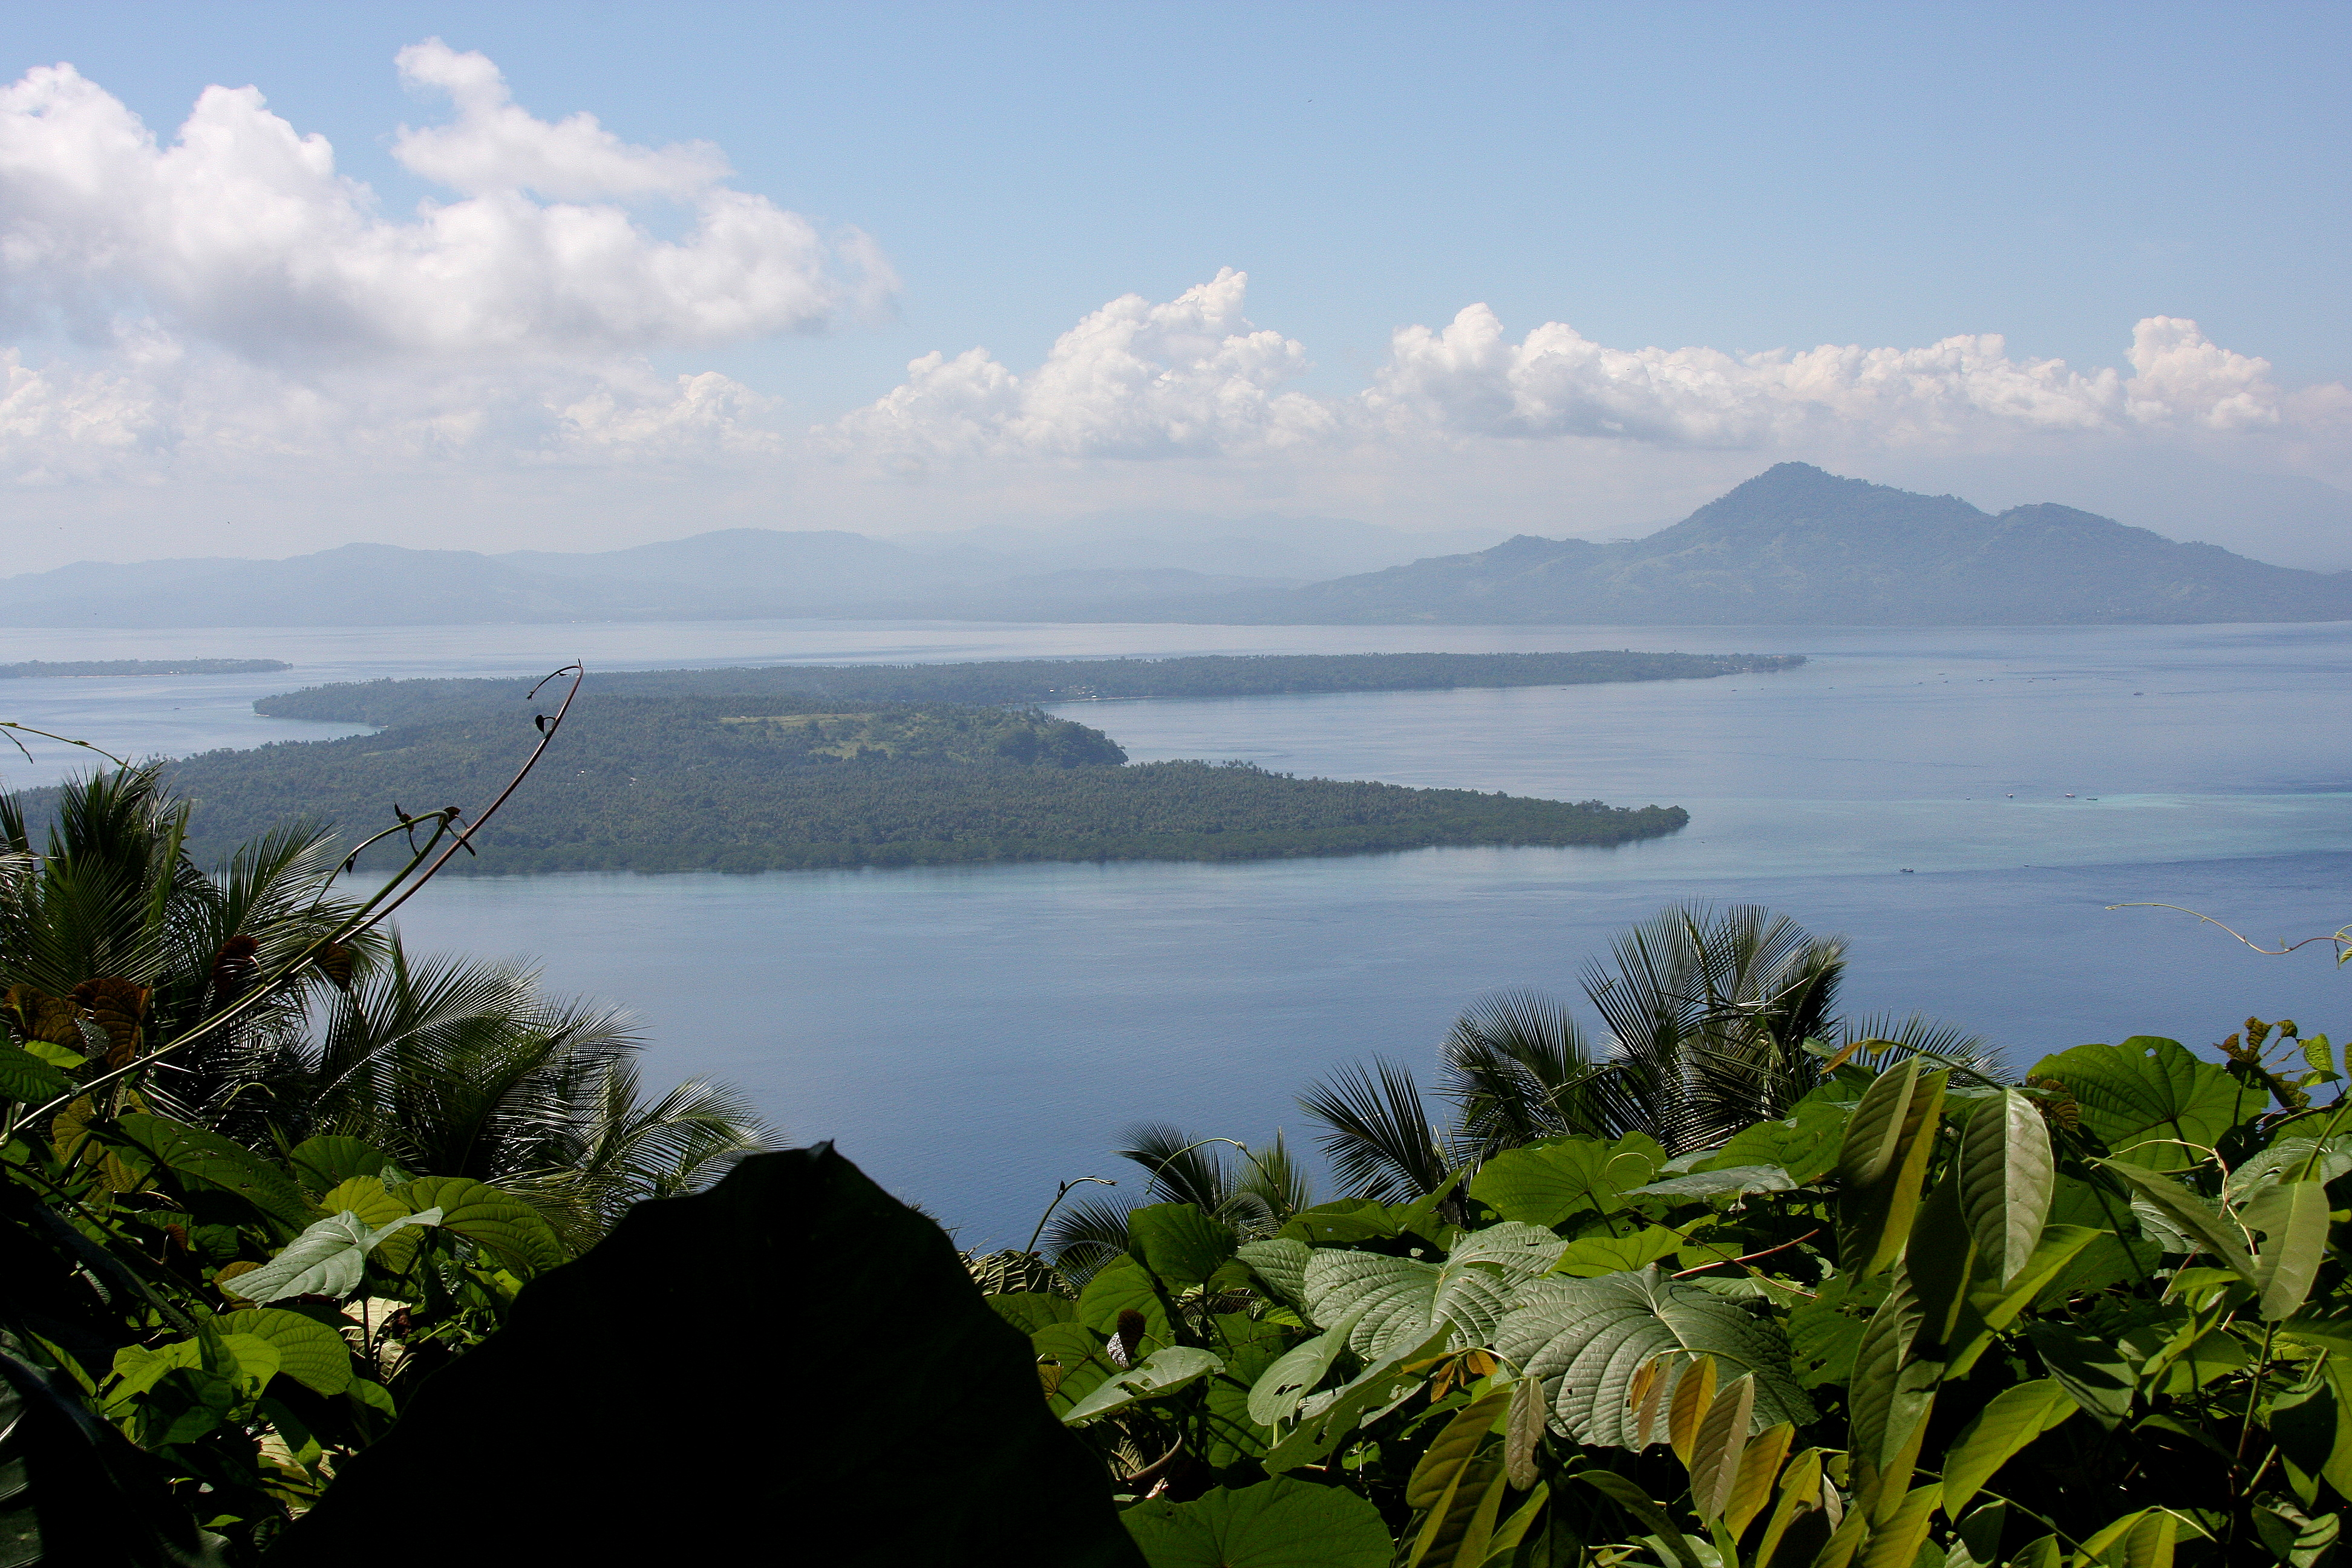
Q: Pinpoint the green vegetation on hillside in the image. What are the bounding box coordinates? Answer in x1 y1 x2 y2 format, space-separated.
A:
0 658 292 678
154 695 1685 872
250 649 1804 728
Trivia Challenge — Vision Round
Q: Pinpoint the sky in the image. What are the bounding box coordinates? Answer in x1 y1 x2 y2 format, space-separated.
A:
2 0 2348 572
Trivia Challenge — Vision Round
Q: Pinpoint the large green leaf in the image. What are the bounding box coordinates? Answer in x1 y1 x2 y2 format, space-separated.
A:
1956 1089 2053 1289
270 1145 1145 1566
1061 1347 1223 1425
1234 1238 1311 1310
1201 1315 1290 1468
1939 1379 2074 1515
1846 1275 1934 1475
227 1207 443 1303
318 1175 412 1228
1628 1166 1796 1202
394 1176 564 1273
1468 1134 1662 1228
2091 1161 2255 1284
2021 1322 2134 1425
109 1114 314 1229
1405 1388 1513 1509
0 1040 71 1105
2243 1180 2331 1321
211 1307 353 1396
1834 1062 1945 1278
988 1292 1075 1335
1701 1099 1851 1184
2027 1038 2262 1172
1077 1255 1175 1353
1123 1477 1391 1568
2225 1134 2352 1202
1246 1313 1362 1426
1278 1198 1410 1247
1494 1266 1815 1448
1556 1225 1687 1277
1261 1328 1449 1472
286 1135 390 1197
1033 1321 1122 1418
1302 1223 1562 1362
1128 1203 1237 1287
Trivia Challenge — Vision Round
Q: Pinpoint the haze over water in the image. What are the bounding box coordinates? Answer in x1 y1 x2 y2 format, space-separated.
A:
4 616 2348 1245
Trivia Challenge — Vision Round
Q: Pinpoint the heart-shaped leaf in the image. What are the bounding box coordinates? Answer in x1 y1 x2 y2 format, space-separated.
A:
1495 1266 1814 1448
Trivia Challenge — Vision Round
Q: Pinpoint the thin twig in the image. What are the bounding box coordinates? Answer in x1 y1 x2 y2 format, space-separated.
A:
0 722 130 769
2108 902 2352 959
15 665 584 1123
1670 1227 1822 1279
1024 1175 1120 1256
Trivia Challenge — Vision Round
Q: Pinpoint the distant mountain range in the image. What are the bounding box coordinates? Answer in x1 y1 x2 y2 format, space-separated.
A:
1227 464 2352 626
0 514 1474 629
2 465 2345 627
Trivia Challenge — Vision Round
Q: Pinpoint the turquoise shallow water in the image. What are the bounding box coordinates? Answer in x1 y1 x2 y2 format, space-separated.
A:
2 616 2348 1244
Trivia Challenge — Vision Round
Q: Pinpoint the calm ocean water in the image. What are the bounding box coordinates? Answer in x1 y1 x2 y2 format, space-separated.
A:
3 617 2348 1246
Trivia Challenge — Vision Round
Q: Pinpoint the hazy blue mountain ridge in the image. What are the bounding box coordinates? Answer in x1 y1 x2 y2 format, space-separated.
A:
0 519 1327 627
1255 464 2352 625
4 465 2344 627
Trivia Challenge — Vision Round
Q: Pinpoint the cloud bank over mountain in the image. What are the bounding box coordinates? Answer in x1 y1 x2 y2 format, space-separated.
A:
0 45 2345 569
824 279 2347 463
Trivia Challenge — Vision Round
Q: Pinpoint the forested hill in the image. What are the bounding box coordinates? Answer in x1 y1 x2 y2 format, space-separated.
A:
253 649 1803 728
1247 463 2352 625
152 695 1687 874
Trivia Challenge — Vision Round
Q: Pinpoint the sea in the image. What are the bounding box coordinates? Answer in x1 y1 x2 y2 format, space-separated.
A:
3 617 2348 1248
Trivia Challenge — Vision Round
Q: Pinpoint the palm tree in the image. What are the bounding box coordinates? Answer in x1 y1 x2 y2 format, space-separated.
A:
1038 1123 1316 1281
4 767 775 1247
1439 988 1643 1158
1299 901 2001 1200
1579 902 1846 1149
0 767 366 1120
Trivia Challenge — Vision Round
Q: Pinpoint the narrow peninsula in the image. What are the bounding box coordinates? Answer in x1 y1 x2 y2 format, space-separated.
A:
161 696 1688 874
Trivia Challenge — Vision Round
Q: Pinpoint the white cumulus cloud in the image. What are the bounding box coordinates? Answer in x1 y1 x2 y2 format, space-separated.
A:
1364 307 2336 448
823 269 1337 462
389 39 731 202
0 44 875 488
826 281 2351 473
0 45 887 362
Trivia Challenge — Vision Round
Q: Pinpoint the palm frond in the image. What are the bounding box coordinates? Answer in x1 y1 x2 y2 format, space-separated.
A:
1232 1131 1315 1224
1114 1120 1231 1209
1299 1058 1454 1203
1439 987 1642 1155
1042 1194 1136 1284
1841 1011 2007 1084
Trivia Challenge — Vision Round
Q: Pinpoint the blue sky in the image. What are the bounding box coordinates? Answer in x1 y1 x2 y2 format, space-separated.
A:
2 1 2346 567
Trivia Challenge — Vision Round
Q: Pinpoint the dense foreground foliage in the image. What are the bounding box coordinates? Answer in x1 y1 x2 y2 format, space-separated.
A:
1 768 771 1561
8 749 2345 1566
985 1018 2351 1567
250 651 1807 727
148 698 1687 873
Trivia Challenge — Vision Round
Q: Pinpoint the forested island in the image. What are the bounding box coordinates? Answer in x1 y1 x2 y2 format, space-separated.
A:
151 694 1687 872
0 657 291 678
253 648 1802 727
